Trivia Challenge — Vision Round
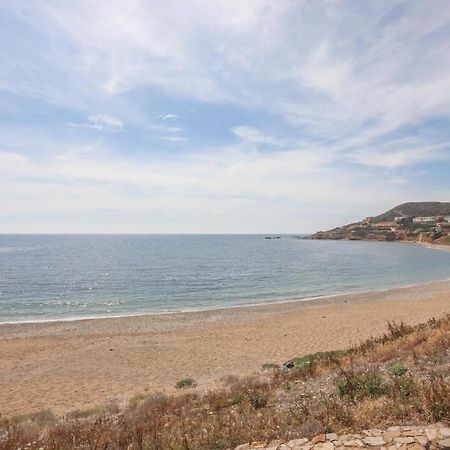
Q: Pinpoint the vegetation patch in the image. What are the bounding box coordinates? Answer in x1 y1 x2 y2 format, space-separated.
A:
1 315 449 450
175 378 197 389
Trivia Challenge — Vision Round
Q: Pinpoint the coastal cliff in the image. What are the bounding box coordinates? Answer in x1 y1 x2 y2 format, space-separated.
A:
307 202 450 244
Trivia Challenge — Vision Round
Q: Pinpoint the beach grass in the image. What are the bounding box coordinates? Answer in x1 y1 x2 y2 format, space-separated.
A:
1 314 449 449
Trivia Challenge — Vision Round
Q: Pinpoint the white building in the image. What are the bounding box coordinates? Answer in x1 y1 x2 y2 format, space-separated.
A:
413 216 436 224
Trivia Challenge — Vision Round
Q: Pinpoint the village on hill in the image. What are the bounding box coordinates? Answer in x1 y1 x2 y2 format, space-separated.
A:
308 213 450 244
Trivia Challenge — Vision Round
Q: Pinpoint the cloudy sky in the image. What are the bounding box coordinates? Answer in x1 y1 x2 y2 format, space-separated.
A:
1 0 450 233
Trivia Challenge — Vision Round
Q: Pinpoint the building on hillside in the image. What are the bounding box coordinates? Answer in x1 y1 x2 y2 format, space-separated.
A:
412 216 436 224
372 221 397 231
437 221 450 229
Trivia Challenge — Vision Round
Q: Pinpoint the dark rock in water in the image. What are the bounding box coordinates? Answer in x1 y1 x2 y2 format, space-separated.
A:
283 359 295 369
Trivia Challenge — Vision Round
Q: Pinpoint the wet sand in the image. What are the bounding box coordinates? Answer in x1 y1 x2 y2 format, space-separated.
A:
1 279 450 417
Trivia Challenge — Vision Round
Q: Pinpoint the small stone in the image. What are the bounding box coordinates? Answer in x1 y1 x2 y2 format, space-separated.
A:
402 431 424 437
384 431 402 443
426 429 439 441
406 444 425 450
312 435 327 444
266 441 283 450
314 442 335 450
300 443 314 450
370 430 384 437
287 438 309 447
416 436 428 446
438 438 450 449
326 434 338 441
363 436 385 446
278 445 291 450
235 444 250 450
343 440 364 447
440 430 450 439
395 437 416 445
250 442 266 448
334 441 343 447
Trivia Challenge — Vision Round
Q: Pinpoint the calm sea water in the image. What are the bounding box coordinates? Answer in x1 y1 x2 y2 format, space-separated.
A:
1 234 450 323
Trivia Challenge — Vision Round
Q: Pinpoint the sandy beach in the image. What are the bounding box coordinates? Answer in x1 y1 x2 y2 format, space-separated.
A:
1 278 450 417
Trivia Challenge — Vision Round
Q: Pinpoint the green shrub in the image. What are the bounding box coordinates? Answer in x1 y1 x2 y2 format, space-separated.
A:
389 362 408 377
336 369 388 402
175 378 197 389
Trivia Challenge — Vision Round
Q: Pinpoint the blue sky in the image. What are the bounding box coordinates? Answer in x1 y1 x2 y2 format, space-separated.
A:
1 0 450 233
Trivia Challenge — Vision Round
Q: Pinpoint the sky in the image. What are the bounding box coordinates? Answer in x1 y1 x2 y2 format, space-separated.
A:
1 0 450 233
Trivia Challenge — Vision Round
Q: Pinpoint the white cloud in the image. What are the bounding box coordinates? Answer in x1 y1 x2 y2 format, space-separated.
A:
159 113 178 121
86 113 123 131
232 126 278 146
1 1 450 231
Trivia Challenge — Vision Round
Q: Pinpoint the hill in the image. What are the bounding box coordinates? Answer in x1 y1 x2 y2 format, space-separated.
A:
307 202 450 242
372 202 450 223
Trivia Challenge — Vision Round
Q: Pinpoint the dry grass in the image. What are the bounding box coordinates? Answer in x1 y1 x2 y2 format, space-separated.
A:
1 315 449 450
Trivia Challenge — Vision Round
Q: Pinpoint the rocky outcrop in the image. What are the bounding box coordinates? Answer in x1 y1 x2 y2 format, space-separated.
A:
234 423 450 450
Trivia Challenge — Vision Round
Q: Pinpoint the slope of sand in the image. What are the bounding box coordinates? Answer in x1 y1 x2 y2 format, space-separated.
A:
1 280 450 417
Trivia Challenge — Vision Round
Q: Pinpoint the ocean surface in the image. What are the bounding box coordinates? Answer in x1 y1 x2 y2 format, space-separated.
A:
1 234 450 323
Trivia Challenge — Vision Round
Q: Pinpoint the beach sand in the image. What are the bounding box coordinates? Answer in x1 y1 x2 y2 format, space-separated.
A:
1 279 450 417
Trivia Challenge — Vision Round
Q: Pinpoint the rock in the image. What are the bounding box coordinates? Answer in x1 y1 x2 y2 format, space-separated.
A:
440 430 450 439
438 438 450 449
343 440 364 447
314 442 335 450
287 438 309 448
326 434 338 442
383 431 402 443
415 436 429 446
283 359 295 369
266 440 283 450
406 444 425 450
394 437 416 445
388 427 402 432
250 441 266 448
402 430 424 437
369 430 383 437
426 429 439 441
235 444 250 450
362 436 385 446
278 445 292 450
312 435 327 444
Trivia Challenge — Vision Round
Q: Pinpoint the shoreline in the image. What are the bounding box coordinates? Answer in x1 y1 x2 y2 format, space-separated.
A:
1 275 450 326
1 278 450 416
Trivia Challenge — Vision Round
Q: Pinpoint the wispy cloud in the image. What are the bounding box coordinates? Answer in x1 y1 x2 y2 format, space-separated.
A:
0 1 450 231
159 113 178 121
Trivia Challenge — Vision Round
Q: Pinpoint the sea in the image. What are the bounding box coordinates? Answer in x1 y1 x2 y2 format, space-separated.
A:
1 234 450 323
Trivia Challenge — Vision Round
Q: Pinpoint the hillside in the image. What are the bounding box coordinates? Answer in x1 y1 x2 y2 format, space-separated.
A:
373 202 450 223
307 202 450 242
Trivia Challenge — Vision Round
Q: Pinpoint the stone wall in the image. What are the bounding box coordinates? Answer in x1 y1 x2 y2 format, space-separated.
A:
234 423 450 450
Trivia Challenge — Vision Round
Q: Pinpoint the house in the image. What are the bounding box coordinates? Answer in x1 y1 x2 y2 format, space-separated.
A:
412 216 436 224
372 221 396 231
437 221 450 229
